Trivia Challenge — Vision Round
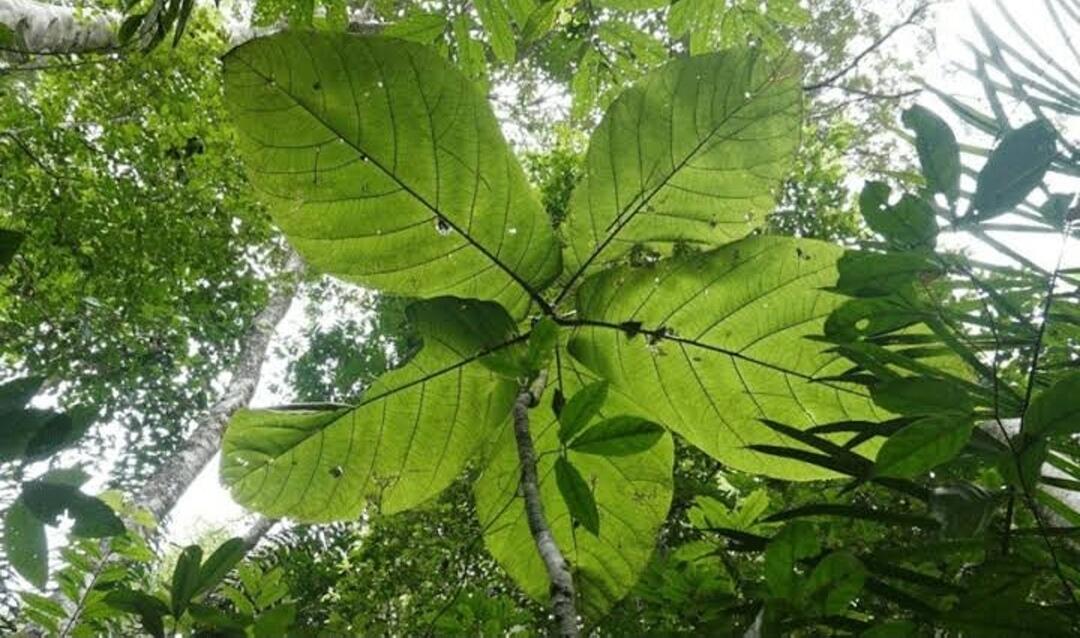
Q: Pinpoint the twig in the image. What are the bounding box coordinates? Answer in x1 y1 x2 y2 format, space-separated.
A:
511 371 579 638
803 2 930 92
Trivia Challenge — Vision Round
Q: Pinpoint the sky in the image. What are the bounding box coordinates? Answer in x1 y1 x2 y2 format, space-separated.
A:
90 0 1080 548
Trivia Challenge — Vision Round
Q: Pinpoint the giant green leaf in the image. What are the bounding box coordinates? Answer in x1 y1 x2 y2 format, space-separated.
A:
569 235 887 480
474 360 673 617
221 298 518 522
223 32 561 316
560 47 801 284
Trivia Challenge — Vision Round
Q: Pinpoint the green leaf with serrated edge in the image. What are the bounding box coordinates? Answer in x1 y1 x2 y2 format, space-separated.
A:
874 416 972 478
474 0 516 62
560 48 801 283
557 380 608 444
870 377 973 416
4 500 48 589
21 481 124 538
972 119 1058 219
860 183 937 250
765 521 819 600
195 538 246 597
224 33 561 317
568 416 663 456
475 356 673 617
569 236 888 480
801 551 865 616
1024 371 1080 437
221 297 518 522
554 456 599 535
902 105 961 202
171 545 202 616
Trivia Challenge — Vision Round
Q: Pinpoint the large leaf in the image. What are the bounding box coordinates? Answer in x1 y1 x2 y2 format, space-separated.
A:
3 500 48 588
221 298 518 522
223 32 561 315
20 481 125 538
901 105 960 202
569 235 887 480
474 360 674 617
560 47 801 284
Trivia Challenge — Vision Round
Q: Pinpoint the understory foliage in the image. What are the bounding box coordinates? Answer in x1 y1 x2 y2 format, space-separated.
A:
3 0 1080 636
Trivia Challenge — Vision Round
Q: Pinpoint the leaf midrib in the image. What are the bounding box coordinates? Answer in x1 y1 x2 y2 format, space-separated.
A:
232 41 550 312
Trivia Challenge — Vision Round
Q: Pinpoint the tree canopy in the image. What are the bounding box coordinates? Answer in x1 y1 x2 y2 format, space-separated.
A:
2 0 1080 636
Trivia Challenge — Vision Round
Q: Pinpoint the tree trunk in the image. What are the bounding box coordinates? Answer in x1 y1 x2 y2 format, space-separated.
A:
47 252 303 635
241 516 277 550
511 373 579 638
134 252 302 521
0 0 117 53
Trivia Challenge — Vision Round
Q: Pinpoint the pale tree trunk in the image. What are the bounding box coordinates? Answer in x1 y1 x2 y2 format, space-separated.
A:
241 516 278 550
0 0 117 53
46 252 304 636
511 373 580 638
135 251 302 521
0 0 381 55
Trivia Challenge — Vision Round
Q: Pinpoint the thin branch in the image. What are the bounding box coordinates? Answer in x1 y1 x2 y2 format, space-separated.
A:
511 372 579 638
803 2 930 92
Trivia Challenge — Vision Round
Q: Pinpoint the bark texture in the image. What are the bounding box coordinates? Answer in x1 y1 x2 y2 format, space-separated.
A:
511 373 579 638
135 251 303 521
0 0 117 53
241 516 277 550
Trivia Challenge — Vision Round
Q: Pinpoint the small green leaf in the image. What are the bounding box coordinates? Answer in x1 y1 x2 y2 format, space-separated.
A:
0 376 44 414
104 589 168 638
834 251 940 298
170 545 203 616
525 316 559 372
253 603 297 638
474 0 516 62
24 407 93 461
765 521 820 600
801 550 866 616
568 416 664 456
4 500 48 589
554 457 599 535
902 105 961 202
188 603 248 633
860 184 937 250
973 119 1058 219
929 482 997 538
117 13 145 45
870 377 973 416
557 380 608 444
195 538 246 597
382 12 448 43
0 229 24 269
1024 371 1080 437
997 436 1047 490
874 416 972 478
21 481 125 538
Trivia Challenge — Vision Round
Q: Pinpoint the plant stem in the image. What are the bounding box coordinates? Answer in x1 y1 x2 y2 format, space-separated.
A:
511 372 579 638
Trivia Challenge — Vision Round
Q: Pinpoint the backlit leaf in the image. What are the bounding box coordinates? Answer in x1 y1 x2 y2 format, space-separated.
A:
561 48 801 282
874 416 972 478
569 236 887 480
554 456 599 535
972 119 1058 219
221 298 518 521
224 32 561 316
902 105 960 202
